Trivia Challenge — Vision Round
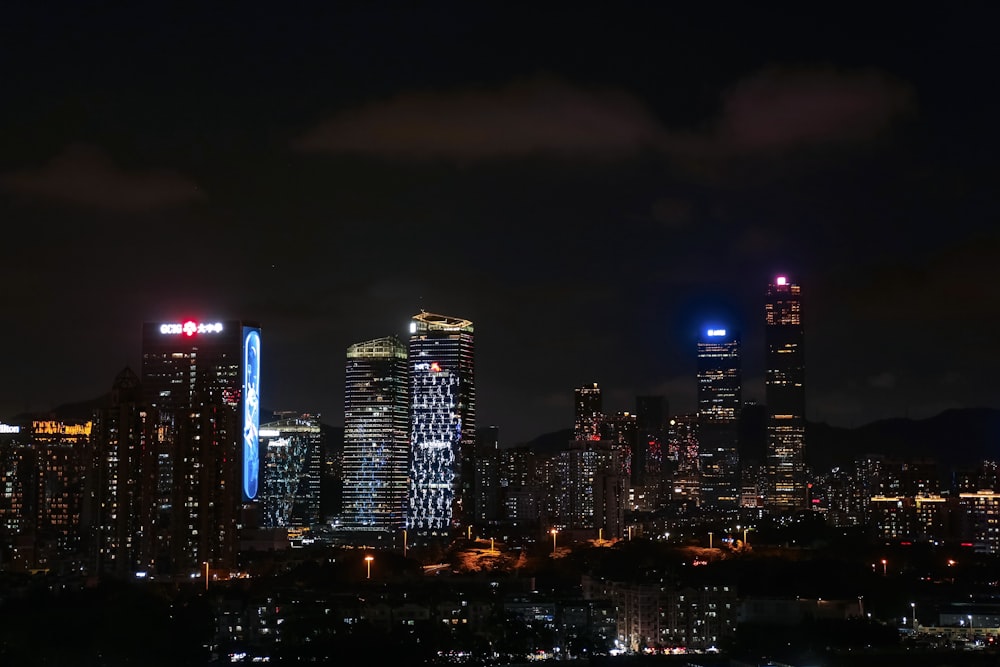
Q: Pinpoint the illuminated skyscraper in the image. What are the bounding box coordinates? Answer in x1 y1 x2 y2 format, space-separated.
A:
259 412 323 529
342 336 409 534
697 328 742 508
407 311 475 536
765 276 806 511
140 318 261 575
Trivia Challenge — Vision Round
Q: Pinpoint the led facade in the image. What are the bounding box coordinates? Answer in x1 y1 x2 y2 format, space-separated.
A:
764 277 807 511
697 329 742 507
407 311 475 535
342 336 409 533
259 413 322 528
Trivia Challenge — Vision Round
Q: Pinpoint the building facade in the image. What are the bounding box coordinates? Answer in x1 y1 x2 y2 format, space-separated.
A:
407 311 475 537
342 335 409 534
765 276 807 512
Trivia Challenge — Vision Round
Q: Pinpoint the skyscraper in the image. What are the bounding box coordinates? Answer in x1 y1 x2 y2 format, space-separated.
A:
259 412 323 529
764 276 807 512
697 328 742 508
140 318 260 575
342 336 409 534
407 311 475 536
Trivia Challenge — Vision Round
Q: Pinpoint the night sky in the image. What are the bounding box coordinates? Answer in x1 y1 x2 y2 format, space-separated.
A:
1 5 997 444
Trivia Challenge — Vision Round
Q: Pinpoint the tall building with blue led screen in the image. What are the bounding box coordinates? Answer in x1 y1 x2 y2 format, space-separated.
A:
406 311 475 537
140 318 260 575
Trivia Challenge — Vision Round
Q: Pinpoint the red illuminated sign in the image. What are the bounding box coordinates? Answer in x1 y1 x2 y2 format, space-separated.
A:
159 321 224 335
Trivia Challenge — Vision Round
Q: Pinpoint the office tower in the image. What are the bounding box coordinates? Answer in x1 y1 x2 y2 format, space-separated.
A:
697 328 742 508
764 276 806 512
342 336 409 534
92 366 148 576
574 383 603 440
259 412 323 529
140 318 261 575
407 311 475 536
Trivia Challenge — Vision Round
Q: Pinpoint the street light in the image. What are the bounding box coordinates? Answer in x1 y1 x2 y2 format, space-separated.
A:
365 555 374 579
403 529 407 558
203 561 209 592
551 528 558 552
911 602 916 631
709 531 713 549
881 558 887 576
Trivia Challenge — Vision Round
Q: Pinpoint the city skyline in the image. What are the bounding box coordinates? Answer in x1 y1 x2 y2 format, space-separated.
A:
2 5 998 445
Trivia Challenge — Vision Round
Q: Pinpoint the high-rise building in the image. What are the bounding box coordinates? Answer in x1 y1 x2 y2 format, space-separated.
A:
574 383 603 440
545 439 623 539
0 422 30 568
474 425 501 526
632 396 668 511
92 366 148 576
407 311 475 537
697 328 742 508
666 413 700 507
634 396 667 487
32 419 93 571
140 318 261 575
259 412 323 529
342 336 409 534
764 276 806 512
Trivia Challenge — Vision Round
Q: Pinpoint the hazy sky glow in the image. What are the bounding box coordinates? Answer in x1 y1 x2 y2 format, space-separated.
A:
1 5 997 443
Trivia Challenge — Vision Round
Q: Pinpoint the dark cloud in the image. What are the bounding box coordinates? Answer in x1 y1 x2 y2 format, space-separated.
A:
650 197 695 228
711 66 912 153
665 66 913 165
292 77 667 160
868 372 897 389
0 144 203 212
292 67 912 179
